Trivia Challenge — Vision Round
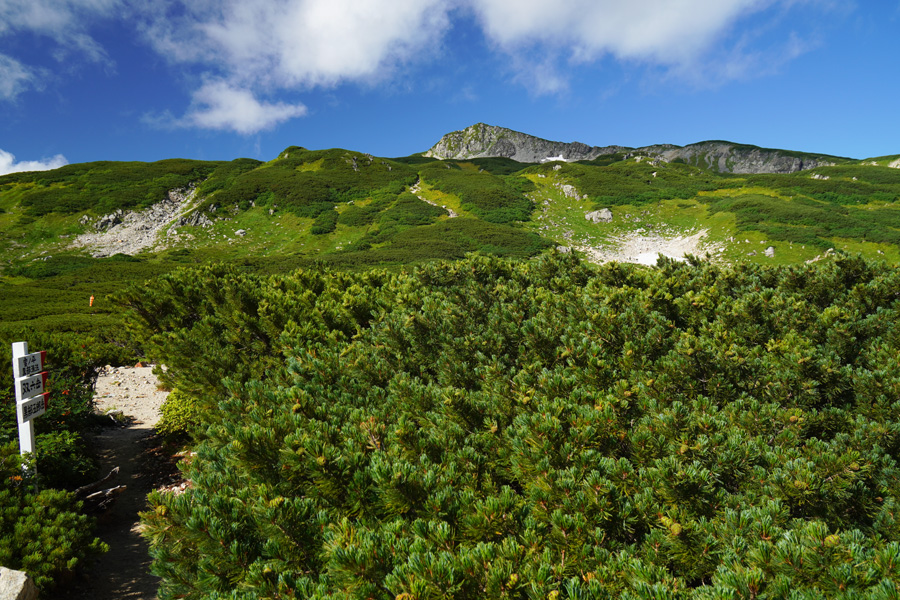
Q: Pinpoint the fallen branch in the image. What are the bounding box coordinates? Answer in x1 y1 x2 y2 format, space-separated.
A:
74 466 120 498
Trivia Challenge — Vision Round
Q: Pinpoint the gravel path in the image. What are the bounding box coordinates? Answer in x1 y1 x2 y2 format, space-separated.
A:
93 366 167 426
56 366 169 600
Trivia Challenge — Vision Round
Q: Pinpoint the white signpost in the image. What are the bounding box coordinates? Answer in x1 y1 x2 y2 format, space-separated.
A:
12 342 49 464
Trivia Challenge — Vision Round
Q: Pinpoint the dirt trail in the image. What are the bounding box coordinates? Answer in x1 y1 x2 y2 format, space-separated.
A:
58 366 169 600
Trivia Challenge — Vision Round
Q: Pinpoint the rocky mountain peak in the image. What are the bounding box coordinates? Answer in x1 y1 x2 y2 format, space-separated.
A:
424 123 625 163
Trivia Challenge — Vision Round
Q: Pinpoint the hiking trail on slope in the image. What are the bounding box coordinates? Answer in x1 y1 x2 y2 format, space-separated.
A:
55 365 171 600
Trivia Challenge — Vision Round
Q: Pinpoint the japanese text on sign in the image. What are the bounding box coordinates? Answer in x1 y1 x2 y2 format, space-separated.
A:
16 351 45 378
17 395 47 423
17 372 46 398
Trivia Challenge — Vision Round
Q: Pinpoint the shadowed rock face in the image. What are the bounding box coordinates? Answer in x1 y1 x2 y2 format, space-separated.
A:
426 123 843 174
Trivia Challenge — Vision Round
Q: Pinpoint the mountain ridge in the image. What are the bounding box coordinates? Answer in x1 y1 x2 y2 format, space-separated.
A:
425 123 854 174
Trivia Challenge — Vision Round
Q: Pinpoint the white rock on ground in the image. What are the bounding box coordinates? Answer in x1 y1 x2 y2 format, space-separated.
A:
585 209 613 224
0 567 38 600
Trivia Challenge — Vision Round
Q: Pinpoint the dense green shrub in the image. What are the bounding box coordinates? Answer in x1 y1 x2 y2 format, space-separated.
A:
330 219 551 267
157 389 201 438
536 160 725 206
33 431 97 490
0 159 226 216
707 194 900 248
337 204 381 227
199 148 418 218
311 208 339 235
193 158 263 198
420 163 534 222
0 442 107 591
0 488 106 590
131 253 900 599
378 192 446 227
747 167 900 205
466 157 537 176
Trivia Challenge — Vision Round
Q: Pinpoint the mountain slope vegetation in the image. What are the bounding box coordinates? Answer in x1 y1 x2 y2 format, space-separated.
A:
2 137 899 346
2 128 900 594
126 252 900 599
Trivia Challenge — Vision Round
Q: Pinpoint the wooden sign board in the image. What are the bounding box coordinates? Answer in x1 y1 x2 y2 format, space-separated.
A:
17 393 49 424
16 372 47 400
16 351 45 378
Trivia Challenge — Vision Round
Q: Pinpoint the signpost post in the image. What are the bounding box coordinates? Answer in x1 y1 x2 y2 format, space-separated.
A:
11 342 49 479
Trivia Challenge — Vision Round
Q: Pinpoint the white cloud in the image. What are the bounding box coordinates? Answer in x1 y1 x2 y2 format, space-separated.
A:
137 0 825 127
0 149 68 176
0 54 38 100
0 0 118 60
0 0 119 101
140 0 450 88
0 0 830 130
176 80 308 135
135 0 451 133
467 0 768 63
461 0 830 91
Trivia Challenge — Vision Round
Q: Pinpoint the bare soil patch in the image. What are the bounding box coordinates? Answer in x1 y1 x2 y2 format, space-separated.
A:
579 229 723 265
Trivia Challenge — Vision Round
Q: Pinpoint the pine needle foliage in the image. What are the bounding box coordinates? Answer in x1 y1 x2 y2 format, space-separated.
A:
126 253 900 599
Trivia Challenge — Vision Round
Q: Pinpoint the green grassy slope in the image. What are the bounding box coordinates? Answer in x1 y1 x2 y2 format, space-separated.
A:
2 145 900 343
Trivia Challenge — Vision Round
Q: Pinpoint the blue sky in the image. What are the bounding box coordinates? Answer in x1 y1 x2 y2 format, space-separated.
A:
1 0 899 174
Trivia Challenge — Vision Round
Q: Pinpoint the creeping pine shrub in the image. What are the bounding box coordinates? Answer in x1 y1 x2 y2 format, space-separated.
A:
157 389 202 437
134 253 900 600
35 431 97 489
0 442 107 591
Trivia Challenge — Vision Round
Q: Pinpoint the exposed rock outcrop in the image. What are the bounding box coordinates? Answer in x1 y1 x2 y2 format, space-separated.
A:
657 141 837 174
70 186 206 257
94 210 124 231
558 184 588 199
425 124 844 174
586 209 613 223
173 210 212 229
425 123 625 163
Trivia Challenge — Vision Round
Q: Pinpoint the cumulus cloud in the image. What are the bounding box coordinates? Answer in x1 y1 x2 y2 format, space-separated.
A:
134 0 451 133
174 80 308 135
467 0 766 64
131 0 825 130
140 0 450 88
1 0 830 131
0 149 68 175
